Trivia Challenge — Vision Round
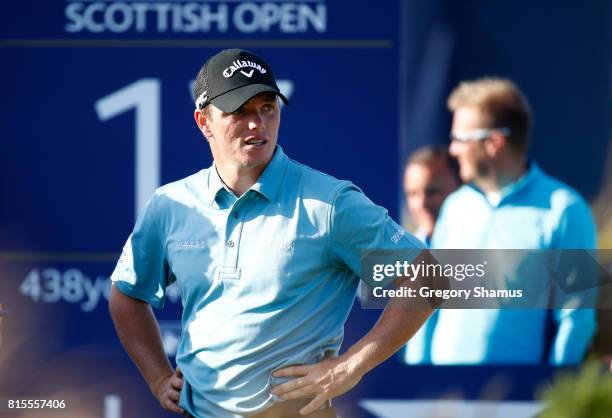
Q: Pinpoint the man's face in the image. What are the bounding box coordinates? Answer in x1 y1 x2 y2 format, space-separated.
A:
449 106 491 183
200 92 280 172
404 160 458 236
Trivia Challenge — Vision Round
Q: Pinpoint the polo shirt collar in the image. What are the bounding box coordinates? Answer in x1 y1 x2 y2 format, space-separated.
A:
250 145 289 202
468 161 540 207
205 145 289 206
498 161 539 202
206 164 233 206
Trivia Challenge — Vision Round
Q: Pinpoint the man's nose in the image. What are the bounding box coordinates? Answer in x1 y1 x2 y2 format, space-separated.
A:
449 140 460 157
248 111 264 131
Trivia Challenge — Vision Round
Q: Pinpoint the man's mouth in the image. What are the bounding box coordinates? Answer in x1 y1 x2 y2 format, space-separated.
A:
245 138 267 146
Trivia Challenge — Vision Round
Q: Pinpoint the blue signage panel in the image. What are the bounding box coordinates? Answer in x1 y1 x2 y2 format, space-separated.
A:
0 1 419 416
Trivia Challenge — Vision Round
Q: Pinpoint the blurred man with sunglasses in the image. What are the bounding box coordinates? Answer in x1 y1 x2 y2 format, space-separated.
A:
426 78 597 364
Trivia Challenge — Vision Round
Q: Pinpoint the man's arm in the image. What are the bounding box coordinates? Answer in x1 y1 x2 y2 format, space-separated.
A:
272 293 433 415
548 198 598 365
549 308 596 365
108 285 184 414
271 185 435 415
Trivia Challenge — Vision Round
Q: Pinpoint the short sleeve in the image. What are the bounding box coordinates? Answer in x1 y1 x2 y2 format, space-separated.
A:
329 183 424 287
110 195 171 308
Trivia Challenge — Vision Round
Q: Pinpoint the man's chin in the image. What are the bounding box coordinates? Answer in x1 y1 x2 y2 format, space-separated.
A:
240 155 273 170
459 170 474 183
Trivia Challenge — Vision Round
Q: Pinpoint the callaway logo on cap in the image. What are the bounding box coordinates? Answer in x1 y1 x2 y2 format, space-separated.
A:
193 49 289 113
222 60 267 78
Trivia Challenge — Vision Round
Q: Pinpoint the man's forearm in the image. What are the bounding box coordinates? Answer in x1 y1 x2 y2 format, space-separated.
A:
341 302 433 376
109 285 174 395
342 262 438 376
271 298 433 415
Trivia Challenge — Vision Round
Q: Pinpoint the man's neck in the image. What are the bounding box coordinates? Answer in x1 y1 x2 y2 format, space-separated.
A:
215 162 267 197
475 156 528 194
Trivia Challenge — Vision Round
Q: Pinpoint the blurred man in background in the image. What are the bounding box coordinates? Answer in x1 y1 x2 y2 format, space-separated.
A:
403 146 460 247
428 78 597 364
402 146 459 364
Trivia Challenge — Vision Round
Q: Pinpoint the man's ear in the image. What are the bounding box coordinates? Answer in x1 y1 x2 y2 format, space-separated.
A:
194 109 213 140
485 131 506 156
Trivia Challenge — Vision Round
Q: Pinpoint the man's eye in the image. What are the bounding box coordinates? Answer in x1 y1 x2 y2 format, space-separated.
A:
232 107 245 115
262 103 275 112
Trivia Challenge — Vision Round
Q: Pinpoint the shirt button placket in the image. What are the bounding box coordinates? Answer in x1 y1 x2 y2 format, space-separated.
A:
224 207 243 278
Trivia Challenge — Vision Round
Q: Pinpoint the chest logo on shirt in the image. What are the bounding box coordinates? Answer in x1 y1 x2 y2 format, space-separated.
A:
173 240 206 250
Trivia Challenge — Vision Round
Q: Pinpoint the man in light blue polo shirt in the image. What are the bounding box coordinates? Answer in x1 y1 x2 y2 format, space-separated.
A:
425 78 597 364
109 49 431 418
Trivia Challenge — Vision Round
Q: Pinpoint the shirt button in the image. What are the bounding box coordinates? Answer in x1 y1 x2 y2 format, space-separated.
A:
233 212 239 219
227 240 235 248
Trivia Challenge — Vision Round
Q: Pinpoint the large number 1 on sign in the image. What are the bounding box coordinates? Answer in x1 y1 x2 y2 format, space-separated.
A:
95 79 161 221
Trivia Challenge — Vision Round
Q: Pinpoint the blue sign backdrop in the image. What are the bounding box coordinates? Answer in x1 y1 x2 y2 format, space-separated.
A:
1 1 406 416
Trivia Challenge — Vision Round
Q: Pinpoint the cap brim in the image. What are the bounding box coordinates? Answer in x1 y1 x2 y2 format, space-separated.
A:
210 84 289 113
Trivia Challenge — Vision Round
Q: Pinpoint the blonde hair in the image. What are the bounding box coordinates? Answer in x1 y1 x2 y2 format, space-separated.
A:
448 78 532 153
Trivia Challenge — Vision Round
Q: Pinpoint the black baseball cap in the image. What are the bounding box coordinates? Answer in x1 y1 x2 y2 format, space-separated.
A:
193 49 289 113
